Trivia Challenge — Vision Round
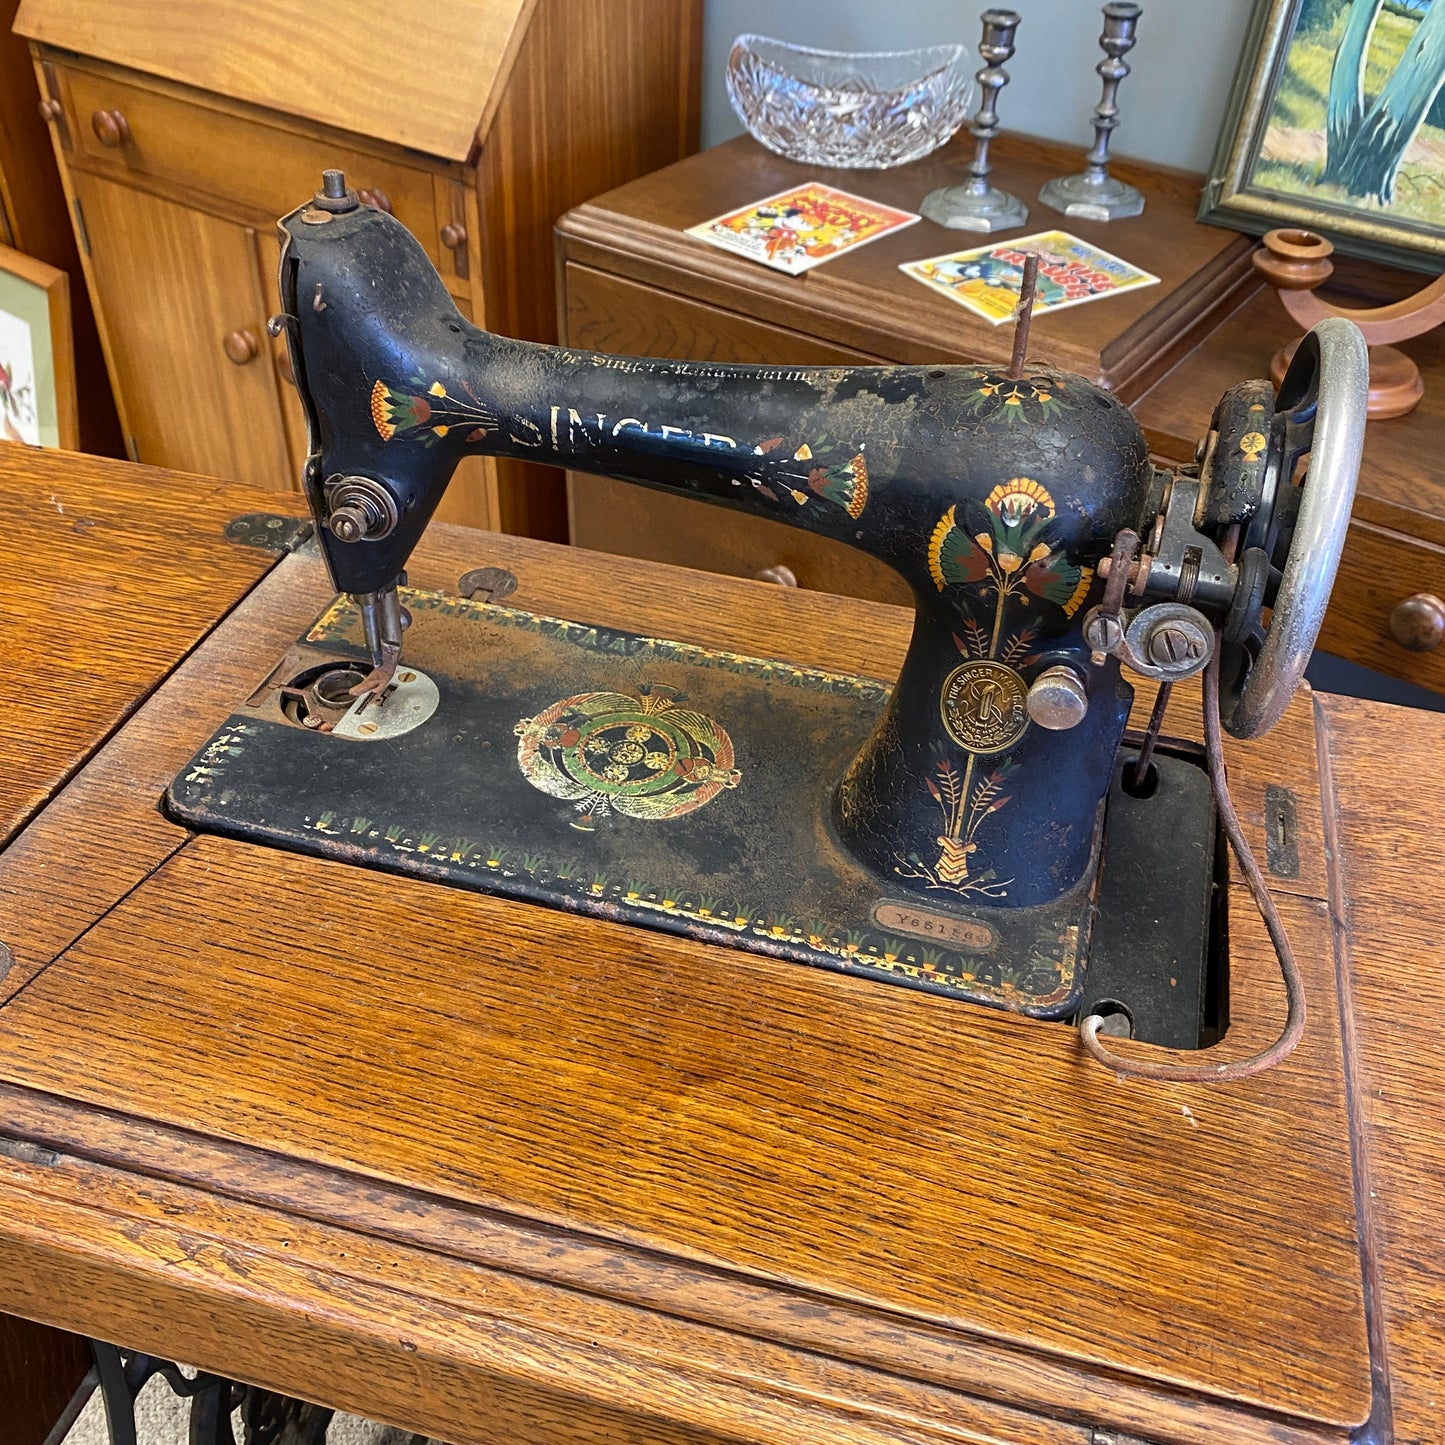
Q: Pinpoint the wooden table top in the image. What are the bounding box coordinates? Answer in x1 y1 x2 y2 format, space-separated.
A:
0 446 276 844
0 446 1440 1445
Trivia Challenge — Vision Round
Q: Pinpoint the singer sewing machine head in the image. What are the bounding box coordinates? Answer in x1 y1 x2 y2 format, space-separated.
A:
169 171 1367 1053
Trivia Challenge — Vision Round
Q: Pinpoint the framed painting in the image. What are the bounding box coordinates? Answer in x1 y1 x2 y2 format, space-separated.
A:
0 243 76 449
1201 0 1445 272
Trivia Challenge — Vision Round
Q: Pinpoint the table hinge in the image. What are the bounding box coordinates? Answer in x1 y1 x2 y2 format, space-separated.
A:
224 513 315 554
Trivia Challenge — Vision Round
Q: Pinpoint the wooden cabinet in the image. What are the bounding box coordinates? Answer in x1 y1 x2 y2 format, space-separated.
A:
558 135 1445 695
20 0 702 535
556 133 1257 597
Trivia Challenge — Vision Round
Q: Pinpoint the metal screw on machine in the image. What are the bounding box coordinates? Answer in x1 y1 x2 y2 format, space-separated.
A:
1026 665 1090 730
1124 603 1214 681
1082 609 1125 660
919 9 1028 232
309 168 360 215
1038 2 1145 221
1147 623 1204 668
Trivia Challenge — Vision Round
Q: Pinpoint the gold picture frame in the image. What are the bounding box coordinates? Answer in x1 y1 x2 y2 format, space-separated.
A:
0 242 76 449
1201 0 1445 273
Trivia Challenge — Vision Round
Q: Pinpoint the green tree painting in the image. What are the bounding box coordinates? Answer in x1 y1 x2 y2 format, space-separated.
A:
1256 0 1445 219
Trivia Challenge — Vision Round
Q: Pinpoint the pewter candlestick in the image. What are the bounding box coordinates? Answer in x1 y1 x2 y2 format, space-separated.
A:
921 9 1028 233
1039 3 1145 221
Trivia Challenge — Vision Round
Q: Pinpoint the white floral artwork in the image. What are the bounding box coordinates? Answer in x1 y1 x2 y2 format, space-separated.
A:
0 306 39 446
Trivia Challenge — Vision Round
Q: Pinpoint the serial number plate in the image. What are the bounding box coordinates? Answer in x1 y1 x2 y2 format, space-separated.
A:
872 901 996 953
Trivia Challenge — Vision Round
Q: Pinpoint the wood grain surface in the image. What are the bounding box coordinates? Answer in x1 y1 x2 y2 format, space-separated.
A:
15 0 535 161
0 469 1398 1444
1316 696 1445 1445
0 445 275 845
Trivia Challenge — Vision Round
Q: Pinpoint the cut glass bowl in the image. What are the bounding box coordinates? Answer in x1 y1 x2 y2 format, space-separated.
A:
726 34 973 170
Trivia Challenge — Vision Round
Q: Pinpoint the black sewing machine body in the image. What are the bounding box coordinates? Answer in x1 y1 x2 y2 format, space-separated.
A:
167 178 1366 1047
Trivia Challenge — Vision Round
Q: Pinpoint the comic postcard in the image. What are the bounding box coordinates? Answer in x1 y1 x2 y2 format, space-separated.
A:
687 184 920 275
899 231 1159 324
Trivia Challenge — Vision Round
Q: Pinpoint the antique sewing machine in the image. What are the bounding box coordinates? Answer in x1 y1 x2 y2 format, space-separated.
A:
168 171 1367 1067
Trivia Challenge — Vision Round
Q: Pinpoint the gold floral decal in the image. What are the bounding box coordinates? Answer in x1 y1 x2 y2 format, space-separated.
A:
899 478 1094 897
960 370 1066 424
749 434 869 518
929 480 1093 635
370 377 499 447
515 684 739 831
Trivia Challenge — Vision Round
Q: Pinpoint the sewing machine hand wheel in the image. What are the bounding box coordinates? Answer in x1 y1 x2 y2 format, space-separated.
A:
1220 316 1367 739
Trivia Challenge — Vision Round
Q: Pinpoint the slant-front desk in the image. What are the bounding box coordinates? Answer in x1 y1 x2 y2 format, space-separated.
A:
0 442 1442 1444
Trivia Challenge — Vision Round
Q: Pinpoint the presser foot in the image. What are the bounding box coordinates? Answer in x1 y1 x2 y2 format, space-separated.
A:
348 640 402 708
349 583 407 707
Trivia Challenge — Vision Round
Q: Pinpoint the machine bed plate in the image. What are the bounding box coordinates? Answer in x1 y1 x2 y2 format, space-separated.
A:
167 587 1215 1030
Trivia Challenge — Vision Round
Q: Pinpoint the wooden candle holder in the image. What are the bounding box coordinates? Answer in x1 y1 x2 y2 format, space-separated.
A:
1253 227 1445 420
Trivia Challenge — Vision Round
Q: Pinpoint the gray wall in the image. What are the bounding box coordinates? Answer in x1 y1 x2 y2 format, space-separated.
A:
702 0 1255 173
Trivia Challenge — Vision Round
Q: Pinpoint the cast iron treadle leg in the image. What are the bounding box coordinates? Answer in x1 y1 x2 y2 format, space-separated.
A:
87 1340 333 1445
91 1341 142 1445
239 1389 334 1445
186 1376 237 1445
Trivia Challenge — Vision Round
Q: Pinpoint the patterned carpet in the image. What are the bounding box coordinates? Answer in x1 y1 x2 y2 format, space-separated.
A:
63 1373 424 1444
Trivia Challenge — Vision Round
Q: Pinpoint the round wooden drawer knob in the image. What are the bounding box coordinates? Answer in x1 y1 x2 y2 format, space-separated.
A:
37 98 63 124
357 187 393 214
755 564 799 587
1389 593 1445 652
91 108 131 147
440 222 468 250
222 328 260 366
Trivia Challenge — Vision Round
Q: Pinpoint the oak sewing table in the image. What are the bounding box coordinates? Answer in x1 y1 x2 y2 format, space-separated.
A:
0 444 1442 1445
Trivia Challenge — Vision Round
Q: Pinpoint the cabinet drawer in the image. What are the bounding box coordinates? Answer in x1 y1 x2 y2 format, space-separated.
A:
53 61 454 278
1319 519 1445 694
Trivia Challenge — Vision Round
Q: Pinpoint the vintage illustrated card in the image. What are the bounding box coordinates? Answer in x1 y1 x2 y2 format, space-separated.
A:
687 183 920 275
900 231 1159 325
